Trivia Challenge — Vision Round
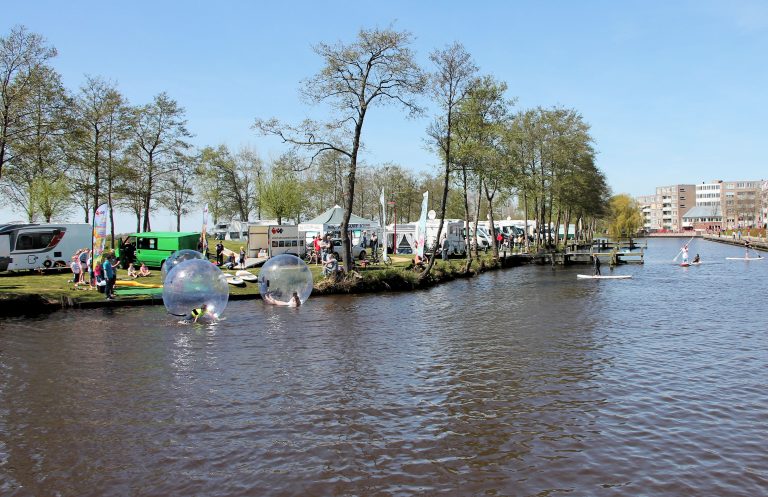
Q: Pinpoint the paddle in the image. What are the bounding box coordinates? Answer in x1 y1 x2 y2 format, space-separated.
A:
672 236 695 262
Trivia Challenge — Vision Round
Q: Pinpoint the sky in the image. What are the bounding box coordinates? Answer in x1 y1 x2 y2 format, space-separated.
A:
3 0 767 231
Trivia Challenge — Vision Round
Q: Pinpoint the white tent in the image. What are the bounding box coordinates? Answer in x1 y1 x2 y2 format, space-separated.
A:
299 205 379 241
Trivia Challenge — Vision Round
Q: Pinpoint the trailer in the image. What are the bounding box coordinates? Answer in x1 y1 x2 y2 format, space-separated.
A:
247 225 306 258
0 223 91 272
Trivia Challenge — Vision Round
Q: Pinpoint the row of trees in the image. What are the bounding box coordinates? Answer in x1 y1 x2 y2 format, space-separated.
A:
1 24 637 278
0 25 496 245
254 28 614 276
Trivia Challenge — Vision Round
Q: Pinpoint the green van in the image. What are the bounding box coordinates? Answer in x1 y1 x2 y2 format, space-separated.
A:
117 232 202 268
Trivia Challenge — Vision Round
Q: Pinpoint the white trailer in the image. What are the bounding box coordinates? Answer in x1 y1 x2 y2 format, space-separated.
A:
247 224 306 258
0 223 91 271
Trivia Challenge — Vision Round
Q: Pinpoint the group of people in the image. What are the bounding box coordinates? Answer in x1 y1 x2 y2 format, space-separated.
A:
308 234 342 277
70 248 118 300
126 262 152 278
215 242 246 269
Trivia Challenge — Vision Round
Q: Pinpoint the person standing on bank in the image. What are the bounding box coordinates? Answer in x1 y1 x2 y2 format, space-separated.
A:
440 231 449 261
103 255 116 300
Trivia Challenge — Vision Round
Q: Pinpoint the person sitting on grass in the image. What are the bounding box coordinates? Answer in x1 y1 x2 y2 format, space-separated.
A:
412 253 427 270
323 253 339 277
138 262 151 277
127 263 138 278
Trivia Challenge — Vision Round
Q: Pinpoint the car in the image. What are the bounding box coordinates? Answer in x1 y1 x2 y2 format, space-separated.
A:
330 238 367 260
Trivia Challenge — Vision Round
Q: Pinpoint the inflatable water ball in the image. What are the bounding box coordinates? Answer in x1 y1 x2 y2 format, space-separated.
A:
163 258 229 317
258 254 313 306
161 249 206 283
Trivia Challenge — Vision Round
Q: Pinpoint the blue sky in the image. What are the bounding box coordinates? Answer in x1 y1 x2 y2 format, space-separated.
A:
3 0 767 230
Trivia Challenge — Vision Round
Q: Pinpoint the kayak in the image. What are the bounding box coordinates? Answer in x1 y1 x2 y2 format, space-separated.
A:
725 257 764 261
577 274 632 279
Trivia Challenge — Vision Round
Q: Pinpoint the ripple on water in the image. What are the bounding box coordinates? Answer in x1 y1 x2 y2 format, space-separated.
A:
1 238 767 496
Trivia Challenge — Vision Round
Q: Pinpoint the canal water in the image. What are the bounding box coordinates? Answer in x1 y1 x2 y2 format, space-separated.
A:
1 238 766 496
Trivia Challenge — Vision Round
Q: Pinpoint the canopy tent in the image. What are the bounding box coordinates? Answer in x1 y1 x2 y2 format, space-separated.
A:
299 205 379 237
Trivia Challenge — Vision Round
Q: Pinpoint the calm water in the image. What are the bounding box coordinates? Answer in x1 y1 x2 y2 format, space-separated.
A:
1 238 767 497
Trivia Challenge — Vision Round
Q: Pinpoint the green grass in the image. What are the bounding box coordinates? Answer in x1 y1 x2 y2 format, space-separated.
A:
0 250 500 308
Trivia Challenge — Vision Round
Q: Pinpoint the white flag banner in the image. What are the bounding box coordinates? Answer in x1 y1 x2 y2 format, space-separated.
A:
416 191 428 257
380 188 388 262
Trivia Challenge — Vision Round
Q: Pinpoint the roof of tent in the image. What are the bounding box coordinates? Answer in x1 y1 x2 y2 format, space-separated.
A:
301 205 378 227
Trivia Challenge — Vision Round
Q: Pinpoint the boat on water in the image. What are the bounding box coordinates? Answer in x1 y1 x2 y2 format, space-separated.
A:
577 274 632 280
725 257 764 261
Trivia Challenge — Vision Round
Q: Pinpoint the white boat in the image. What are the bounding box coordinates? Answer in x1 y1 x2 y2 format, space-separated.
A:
235 270 258 282
224 274 245 286
725 257 764 261
577 274 632 279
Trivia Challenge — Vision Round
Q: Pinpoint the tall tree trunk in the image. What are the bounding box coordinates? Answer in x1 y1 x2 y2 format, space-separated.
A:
421 124 452 280
92 129 100 221
485 181 498 259
142 160 153 232
523 191 531 253
472 179 482 259
461 166 472 272
340 115 364 272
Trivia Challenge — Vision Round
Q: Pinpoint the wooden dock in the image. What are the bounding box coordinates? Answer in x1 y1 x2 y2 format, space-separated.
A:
533 250 644 265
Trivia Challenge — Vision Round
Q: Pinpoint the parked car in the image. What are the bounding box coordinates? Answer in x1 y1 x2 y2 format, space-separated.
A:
330 238 366 260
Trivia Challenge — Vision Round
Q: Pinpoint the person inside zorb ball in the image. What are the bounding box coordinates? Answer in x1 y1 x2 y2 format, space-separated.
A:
161 249 206 283
258 254 313 306
163 258 229 321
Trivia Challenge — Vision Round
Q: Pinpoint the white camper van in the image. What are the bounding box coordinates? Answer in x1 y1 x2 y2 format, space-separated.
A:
0 223 91 271
247 224 306 258
424 219 466 256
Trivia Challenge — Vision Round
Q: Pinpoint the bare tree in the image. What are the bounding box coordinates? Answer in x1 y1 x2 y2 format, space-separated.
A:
2 65 72 222
71 75 128 230
0 25 57 179
423 42 477 278
157 152 196 231
255 26 426 270
127 92 191 231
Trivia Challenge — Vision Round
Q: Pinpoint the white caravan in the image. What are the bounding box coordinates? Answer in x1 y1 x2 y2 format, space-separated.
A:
0 223 91 271
385 220 467 256
424 219 466 256
465 222 493 250
247 225 306 258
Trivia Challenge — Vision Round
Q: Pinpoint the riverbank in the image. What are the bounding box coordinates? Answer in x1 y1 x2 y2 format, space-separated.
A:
702 233 768 251
0 253 532 317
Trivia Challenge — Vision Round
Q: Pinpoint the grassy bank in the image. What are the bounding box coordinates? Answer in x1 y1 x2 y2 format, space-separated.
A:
1 253 515 316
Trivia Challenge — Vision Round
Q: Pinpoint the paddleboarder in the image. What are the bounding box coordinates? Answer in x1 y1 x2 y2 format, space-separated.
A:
593 255 601 276
693 254 700 264
681 243 689 264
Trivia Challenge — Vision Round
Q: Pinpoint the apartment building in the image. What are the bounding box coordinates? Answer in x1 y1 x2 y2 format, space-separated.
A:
640 179 765 232
721 180 762 229
655 184 695 231
635 194 658 232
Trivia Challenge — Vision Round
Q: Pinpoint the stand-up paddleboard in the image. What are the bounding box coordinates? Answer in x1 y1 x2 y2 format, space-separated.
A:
725 256 764 261
235 270 258 282
224 274 246 285
680 262 690 267
577 274 632 279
